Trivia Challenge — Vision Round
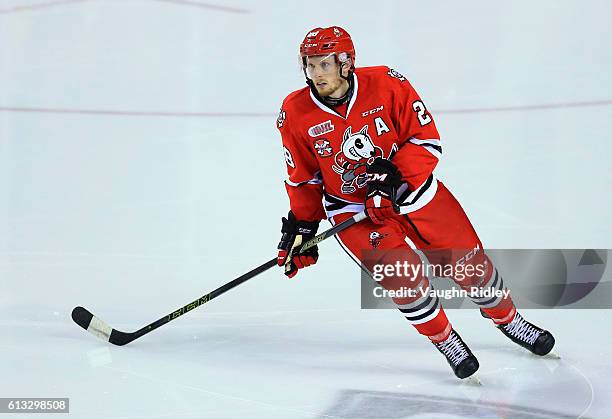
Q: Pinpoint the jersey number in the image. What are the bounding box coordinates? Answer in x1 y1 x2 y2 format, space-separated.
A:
283 146 295 168
412 100 432 127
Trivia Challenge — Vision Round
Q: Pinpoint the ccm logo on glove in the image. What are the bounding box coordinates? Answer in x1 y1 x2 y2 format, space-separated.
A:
365 158 403 224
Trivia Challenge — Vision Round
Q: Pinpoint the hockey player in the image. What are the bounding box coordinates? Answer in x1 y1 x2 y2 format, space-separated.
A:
276 26 555 379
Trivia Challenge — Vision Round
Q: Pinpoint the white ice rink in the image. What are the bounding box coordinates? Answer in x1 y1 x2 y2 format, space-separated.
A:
1 0 612 418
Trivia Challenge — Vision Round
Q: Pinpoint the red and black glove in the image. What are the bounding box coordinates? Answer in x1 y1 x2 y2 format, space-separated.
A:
277 211 320 278
365 157 403 224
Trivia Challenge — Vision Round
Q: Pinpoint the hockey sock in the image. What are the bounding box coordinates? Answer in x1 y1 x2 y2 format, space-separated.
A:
414 309 452 343
390 276 452 343
467 261 517 324
483 304 516 325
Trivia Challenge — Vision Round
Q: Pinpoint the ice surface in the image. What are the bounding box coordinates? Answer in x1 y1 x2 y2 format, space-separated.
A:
1 0 611 418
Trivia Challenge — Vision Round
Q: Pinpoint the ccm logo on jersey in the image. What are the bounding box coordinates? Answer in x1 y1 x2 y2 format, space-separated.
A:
308 120 335 137
362 105 384 117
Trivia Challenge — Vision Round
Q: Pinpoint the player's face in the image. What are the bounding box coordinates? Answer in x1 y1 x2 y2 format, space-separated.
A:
305 55 346 97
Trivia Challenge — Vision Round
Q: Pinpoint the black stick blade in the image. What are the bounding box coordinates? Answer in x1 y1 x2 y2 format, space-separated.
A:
71 306 93 330
108 329 135 346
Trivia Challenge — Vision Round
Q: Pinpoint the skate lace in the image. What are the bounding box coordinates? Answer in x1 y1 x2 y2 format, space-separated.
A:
436 333 469 366
503 314 541 345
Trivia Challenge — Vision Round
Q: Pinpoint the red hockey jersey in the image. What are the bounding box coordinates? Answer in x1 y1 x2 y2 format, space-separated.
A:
277 66 442 222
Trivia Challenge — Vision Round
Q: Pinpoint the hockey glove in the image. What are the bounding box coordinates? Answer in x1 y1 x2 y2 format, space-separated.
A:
277 211 320 278
365 157 403 224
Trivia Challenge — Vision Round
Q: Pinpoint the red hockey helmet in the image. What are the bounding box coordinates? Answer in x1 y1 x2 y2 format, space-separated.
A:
299 26 355 70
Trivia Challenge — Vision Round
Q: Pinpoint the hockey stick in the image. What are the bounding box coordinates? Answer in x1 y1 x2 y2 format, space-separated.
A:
71 211 368 346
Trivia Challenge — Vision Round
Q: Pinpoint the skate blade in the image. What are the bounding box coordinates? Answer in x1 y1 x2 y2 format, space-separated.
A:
463 374 482 386
544 350 561 359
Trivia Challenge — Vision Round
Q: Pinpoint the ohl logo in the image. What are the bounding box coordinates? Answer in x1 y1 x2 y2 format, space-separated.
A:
308 120 335 137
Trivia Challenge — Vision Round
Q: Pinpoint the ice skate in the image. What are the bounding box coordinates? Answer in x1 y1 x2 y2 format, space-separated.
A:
433 329 480 379
497 312 555 356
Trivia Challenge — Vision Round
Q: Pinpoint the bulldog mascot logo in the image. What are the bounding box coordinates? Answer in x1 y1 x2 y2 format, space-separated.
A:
332 125 383 194
369 231 388 248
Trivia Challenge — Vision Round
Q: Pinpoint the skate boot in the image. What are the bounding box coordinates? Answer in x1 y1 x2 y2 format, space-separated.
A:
497 312 555 356
433 329 479 379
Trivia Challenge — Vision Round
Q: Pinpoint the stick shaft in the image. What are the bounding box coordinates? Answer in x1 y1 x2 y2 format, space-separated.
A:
80 211 367 345
128 258 278 342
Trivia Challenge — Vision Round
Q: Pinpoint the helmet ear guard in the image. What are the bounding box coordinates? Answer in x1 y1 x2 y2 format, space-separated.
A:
336 52 354 80
337 52 349 63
